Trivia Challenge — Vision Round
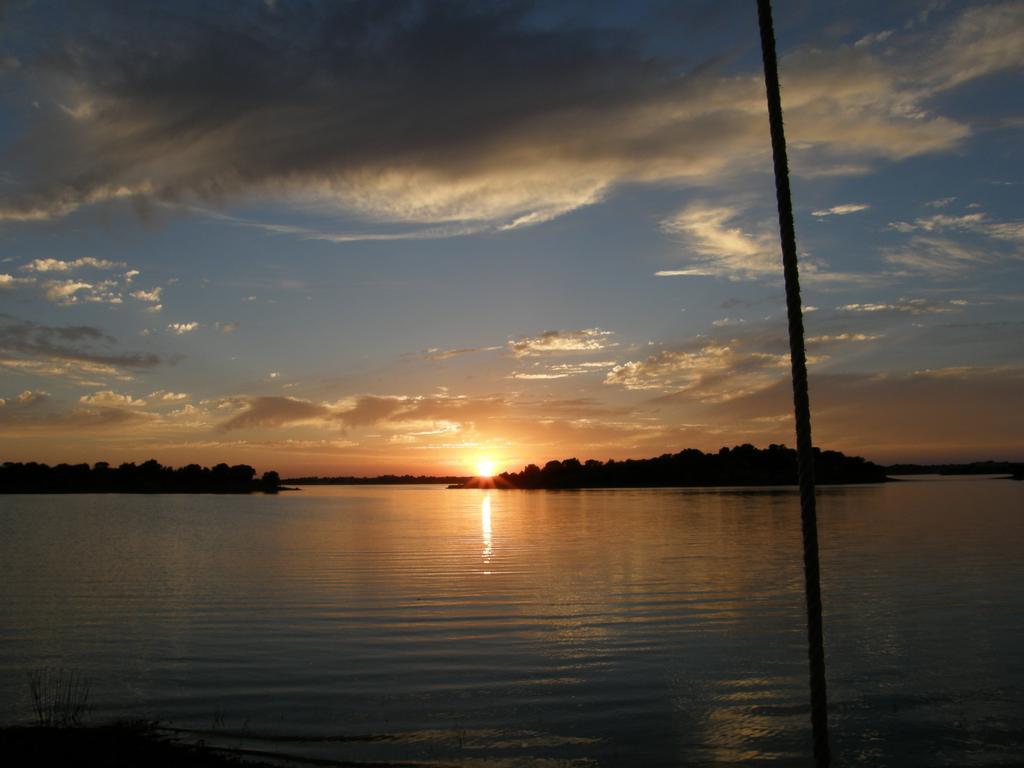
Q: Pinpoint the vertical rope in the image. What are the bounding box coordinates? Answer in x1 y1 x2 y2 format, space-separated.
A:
755 2 831 766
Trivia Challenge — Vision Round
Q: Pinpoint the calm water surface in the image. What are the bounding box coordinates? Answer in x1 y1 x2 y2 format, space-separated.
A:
2 480 1022 766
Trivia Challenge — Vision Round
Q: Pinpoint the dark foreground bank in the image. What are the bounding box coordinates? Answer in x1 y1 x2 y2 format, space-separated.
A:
0 724 277 768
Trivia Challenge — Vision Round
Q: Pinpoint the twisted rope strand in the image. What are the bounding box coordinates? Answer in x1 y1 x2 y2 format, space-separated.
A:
756 2 831 765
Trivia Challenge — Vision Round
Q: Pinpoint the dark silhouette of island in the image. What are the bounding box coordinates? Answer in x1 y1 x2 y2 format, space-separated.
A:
0 460 281 494
454 444 888 489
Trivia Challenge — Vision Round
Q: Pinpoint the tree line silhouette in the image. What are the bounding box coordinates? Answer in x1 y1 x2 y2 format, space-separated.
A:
7 448 1015 494
0 460 281 494
458 444 888 489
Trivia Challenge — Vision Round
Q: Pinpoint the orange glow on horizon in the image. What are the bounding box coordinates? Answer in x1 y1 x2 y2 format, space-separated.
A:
476 459 496 477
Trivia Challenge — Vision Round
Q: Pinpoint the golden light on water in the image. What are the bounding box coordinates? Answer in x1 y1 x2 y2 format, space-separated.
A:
481 494 493 572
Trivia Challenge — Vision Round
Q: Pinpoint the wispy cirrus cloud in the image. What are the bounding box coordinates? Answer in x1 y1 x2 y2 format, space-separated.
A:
888 212 1024 243
658 204 778 279
812 203 870 217
806 333 883 344
882 207 1023 277
509 361 617 380
656 201 891 284
883 236 996 277
420 345 502 361
508 328 616 357
508 372 572 380
604 343 791 402
177 204 490 244
836 297 965 315
218 392 506 434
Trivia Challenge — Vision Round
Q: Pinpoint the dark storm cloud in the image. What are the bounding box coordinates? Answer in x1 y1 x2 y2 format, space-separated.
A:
1 0 692 222
2 0 1010 227
335 395 409 428
0 315 163 369
0 402 157 429
219 395 332 430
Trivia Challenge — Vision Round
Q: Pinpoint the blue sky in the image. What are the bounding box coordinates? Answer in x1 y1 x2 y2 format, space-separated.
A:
1 0 1022 474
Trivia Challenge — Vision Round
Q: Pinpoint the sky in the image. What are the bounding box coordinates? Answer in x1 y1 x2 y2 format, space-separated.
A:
1 0 1022 476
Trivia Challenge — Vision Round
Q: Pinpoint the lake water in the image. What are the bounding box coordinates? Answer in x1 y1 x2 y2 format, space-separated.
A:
1 480 1022 766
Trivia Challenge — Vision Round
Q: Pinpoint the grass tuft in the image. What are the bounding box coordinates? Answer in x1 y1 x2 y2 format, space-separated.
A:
27 667 90 727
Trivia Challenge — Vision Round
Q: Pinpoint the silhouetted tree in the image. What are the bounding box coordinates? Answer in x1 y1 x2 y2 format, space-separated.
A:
261 471 281 493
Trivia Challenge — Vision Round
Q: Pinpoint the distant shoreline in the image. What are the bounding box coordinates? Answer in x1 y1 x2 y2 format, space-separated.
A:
285 475 468 486
885 461 1024 477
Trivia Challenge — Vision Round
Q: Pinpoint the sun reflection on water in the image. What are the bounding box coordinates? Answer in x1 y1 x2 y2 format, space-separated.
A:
481 493 493 573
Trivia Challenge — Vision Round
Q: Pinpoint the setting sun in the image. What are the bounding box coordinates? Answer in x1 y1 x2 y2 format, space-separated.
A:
476 460 496 477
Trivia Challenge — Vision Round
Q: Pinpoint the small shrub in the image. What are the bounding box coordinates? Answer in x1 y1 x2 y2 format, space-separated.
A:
27 667 90 727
